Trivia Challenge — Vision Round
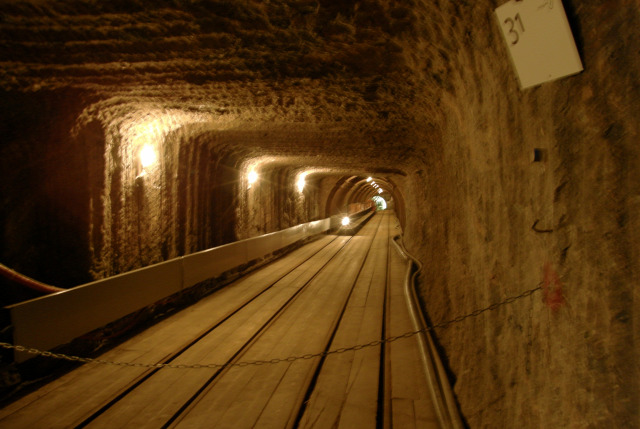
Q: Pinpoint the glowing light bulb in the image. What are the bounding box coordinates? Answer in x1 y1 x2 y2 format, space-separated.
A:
139 145 157 168
366 177 372 182
297 175 306 192
248 170 258 188
378 188 383 194
341 216 350 226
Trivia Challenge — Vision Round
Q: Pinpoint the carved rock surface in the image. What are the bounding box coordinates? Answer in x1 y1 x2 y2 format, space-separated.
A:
0 1 638 427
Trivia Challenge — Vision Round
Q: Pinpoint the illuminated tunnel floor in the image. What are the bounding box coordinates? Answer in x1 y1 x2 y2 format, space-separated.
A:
0 212 439 428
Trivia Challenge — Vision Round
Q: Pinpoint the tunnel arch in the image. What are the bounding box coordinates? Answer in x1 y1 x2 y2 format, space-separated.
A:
372 195 387 210
69 99 415 279
1 2 637 427
325 175 406 229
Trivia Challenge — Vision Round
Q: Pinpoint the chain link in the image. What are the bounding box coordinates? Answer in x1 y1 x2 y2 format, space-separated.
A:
0 285 542 371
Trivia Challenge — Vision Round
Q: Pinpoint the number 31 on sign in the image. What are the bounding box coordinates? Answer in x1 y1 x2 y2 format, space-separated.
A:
495 0 583 89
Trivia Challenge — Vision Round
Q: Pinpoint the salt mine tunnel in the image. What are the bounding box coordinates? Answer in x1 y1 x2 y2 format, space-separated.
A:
0 1 638 428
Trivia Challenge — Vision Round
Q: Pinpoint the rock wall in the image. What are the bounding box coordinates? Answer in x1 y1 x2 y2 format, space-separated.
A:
0 90 96 291
404 1 639 427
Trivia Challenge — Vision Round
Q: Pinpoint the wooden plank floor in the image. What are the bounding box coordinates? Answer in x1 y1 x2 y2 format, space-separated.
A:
0 211 442 428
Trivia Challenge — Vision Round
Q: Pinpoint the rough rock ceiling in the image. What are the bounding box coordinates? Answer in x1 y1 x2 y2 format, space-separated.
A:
0 0 436 174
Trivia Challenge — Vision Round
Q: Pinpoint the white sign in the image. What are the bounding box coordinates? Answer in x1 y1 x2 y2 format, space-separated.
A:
495 0 583 89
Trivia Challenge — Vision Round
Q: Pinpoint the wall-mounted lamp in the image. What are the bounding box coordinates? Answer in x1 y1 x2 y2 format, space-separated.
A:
248 170 258 189
297 174 306 192
139 144 157 169
136 144 157 181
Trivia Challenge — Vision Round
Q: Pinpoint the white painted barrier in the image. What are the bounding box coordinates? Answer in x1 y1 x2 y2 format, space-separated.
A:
9 259 183 362
6 217 336 362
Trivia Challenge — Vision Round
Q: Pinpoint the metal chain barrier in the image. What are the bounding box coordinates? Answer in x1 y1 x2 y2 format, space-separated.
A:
0 285 542 371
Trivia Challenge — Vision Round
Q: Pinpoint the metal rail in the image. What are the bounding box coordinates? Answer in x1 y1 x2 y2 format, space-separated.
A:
392 235 465 429
0 263 65 294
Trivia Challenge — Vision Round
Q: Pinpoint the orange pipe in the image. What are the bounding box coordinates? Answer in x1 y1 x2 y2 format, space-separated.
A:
0 263 66 295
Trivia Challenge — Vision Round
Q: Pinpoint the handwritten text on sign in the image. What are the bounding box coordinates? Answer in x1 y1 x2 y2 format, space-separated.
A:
495 0 583 89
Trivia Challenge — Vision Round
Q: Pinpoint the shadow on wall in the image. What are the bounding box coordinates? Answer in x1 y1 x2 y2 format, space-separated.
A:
0 90 94 306
176 146 238 257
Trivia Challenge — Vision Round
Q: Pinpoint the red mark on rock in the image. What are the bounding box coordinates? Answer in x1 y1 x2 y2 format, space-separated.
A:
542 262 565 312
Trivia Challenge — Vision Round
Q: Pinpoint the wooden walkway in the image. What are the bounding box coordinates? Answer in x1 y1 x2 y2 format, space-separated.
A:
0 211 440 428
